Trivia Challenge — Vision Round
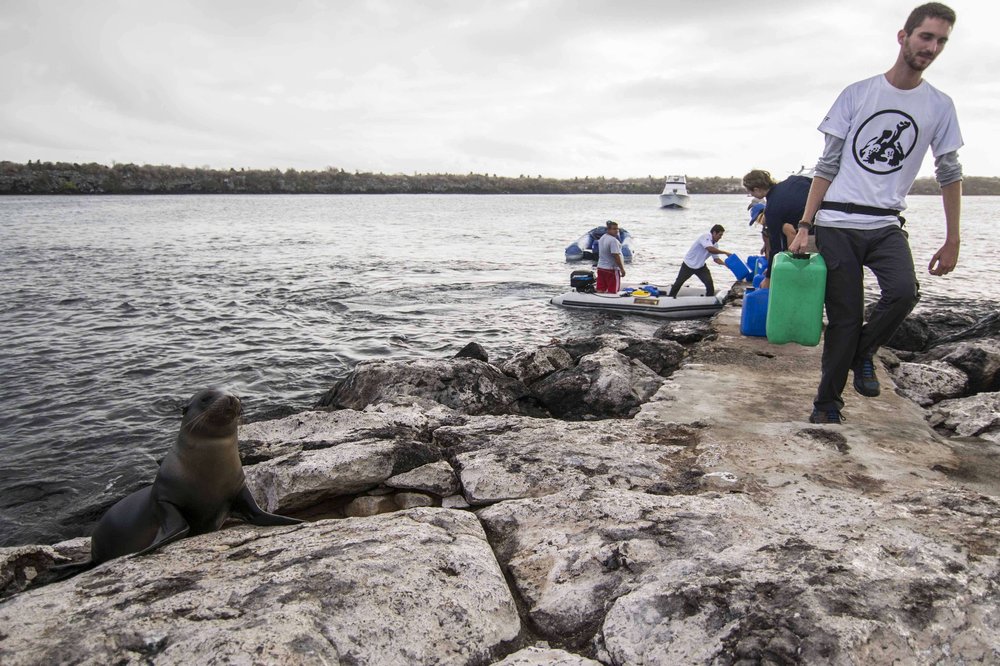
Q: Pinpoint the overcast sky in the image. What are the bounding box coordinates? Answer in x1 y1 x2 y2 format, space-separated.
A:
2 0 997 179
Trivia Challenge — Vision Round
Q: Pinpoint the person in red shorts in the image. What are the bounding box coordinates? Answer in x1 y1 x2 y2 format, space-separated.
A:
595 221 626 293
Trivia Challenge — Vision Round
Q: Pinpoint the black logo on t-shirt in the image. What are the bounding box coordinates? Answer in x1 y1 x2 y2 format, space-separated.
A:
852 110 918 175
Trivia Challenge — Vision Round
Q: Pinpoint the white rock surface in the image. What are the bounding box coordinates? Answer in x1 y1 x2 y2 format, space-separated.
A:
493 646 602 665
245 438 437 513
0 510 521 665
927 391 1000 442
892 360 969 406
386 460 461 496
240 398 462 462
441 416 697 505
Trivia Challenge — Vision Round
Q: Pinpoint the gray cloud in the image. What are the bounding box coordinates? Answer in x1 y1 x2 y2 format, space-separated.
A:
1 0 996 177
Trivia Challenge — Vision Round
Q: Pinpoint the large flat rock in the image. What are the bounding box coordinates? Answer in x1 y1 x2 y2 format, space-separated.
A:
0 509 521 665
436 415 701 505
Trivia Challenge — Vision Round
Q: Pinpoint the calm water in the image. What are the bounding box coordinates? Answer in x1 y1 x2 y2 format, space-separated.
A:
1 193 996 546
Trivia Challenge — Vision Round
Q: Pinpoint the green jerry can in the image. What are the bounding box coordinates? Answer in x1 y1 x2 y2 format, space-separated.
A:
765 252 827 346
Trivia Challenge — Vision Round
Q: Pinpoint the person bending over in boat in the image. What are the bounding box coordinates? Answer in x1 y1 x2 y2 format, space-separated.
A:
667 225 730 298
595 220 626 293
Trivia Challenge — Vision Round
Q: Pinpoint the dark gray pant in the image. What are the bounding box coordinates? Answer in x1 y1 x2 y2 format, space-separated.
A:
814 225 919 411
668 262 714 297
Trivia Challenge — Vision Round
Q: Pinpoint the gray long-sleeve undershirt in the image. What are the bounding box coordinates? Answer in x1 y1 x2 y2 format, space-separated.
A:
814 133 963 186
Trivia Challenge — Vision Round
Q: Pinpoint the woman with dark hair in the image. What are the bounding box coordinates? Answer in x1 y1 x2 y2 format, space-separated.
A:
742 168 813 286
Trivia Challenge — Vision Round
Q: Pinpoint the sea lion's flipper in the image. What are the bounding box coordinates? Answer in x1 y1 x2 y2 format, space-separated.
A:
135 502 191 556
46 558 97 582
231 484 303 526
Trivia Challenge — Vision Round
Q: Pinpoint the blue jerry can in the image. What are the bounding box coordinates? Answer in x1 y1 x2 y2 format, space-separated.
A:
740 288 769 337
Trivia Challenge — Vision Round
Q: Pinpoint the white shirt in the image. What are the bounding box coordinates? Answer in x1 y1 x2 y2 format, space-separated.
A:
596 232 622 270
682 232 716 269
816 74 963 229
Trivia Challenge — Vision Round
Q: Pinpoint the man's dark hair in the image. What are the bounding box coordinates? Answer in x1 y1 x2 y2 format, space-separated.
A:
904 3 956 35
605 220 618 229
711 224 725 234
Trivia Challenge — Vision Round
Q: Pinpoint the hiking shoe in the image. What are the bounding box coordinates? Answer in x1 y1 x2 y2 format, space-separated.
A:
853 358 881 397
809 408 845 424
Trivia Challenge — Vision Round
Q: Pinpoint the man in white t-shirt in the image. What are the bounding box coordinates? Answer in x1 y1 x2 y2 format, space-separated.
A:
595 220 626 293
789 2 963 424
667 225 731 298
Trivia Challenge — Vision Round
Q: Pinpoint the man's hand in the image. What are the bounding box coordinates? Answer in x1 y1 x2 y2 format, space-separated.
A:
788 227 810 253
713 257 725 265
928 241 960 275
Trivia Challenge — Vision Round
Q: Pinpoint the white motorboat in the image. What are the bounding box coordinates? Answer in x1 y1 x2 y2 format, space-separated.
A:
551 284 723 319
658 175 690 209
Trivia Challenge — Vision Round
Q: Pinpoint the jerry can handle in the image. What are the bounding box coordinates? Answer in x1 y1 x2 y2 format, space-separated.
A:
791 252 811 259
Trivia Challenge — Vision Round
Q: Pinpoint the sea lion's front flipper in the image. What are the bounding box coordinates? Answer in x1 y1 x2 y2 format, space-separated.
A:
46 559 97 582
136 502 191 556
231 484 303 526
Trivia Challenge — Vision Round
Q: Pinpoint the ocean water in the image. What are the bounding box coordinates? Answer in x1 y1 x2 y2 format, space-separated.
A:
1 193 996 546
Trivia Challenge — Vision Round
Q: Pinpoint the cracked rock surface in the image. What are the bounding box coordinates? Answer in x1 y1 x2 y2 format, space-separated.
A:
2 306 998 664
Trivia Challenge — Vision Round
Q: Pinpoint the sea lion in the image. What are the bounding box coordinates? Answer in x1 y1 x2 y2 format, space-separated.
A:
86 387 302 565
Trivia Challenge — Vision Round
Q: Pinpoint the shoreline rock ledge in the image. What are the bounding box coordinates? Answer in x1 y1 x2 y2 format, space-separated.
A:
2 306 999 664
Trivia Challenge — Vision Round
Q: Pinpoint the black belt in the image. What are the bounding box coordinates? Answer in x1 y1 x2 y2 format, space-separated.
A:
820 201 902 217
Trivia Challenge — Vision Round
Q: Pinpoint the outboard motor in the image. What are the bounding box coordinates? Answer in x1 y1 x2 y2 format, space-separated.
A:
570 270 596 293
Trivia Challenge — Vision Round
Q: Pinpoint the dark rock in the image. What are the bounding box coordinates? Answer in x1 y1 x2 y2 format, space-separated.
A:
317 358 546 417
653 319 717 344
620 339 686 377
454 342 489 363
558 337 606 362
724 282 745 302
242 403 301 425
500 346 574 385
884 306 985 352
931 311 1000 347
886 314 931 352
531 348 662 420
919 338 1000 394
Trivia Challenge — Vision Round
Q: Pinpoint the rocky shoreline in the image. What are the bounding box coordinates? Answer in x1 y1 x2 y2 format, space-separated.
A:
2 289 999 664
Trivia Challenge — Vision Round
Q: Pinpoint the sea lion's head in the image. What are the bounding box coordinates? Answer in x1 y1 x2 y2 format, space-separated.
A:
180 388 242 438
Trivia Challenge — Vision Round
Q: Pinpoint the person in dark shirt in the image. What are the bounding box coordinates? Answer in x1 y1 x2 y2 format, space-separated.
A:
742 169 813 286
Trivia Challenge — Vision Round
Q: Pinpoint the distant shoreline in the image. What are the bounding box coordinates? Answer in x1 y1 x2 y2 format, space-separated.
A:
3 161 999 196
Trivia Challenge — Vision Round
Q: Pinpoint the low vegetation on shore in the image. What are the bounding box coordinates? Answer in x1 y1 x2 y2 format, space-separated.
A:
3 161 998 196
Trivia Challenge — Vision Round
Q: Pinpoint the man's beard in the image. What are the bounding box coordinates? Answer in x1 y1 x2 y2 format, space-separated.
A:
903 39 935 71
